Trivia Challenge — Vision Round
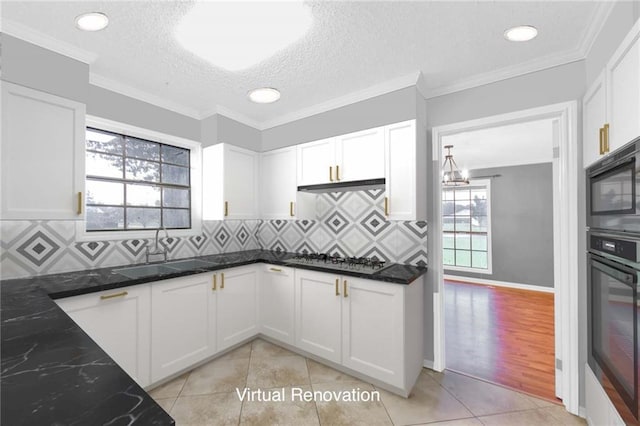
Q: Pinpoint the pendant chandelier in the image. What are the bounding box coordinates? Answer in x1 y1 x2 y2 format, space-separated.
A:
442 145 469 186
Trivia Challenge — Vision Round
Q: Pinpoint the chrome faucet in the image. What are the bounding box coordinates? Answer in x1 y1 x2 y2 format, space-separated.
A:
146 227 169 263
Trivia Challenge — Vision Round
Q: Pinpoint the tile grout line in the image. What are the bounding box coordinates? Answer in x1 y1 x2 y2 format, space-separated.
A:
372 384 398 426
237 340 256 425
305 358 323 425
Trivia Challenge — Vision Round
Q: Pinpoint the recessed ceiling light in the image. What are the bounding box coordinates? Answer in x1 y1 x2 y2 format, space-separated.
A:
174 1 312 71
504 25 538 42
248 88 281 104
75 12 109 31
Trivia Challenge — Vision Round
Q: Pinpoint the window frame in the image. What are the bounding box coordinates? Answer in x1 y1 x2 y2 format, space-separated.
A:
442 179 492 275
76 116 202 242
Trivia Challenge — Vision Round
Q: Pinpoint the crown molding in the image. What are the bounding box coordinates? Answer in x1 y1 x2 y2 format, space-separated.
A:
2 19 98 64
207 106 263 130
259 71 422 130
577 1 617 58
89 73 201 119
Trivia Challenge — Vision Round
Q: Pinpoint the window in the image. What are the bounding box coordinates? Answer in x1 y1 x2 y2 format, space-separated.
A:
442 181 491 272
85 127 192 231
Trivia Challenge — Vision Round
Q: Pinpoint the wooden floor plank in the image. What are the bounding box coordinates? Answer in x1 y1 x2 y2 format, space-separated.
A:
444 280 559 402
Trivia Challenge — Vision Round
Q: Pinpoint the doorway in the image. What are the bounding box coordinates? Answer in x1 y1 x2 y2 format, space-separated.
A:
430 102 580 415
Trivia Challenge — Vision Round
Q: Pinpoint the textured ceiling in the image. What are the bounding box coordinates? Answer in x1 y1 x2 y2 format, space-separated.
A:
2 1 604 127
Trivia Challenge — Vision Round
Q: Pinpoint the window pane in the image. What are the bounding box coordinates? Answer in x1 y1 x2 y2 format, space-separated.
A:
471 234 488 250
456 250 471 267
442 200 455 215
443 233 455 249
126 208 161 229
471 199 487 216
162 145 189 166
86 180 124 205
126 137 159 161
163 209 190 228
443 190 454 201
163 188 190 208
454 189 470 200
455 217 470 232
443 216 455 231
127 184 160 207
443 249 455 266
86 206 124 230
472 251 488 269
455 199 471 215
472 217 488 232
471 189 487 200
86 129 123 154
125 158 160 182
162 164 189 185
87 152 123 178
455 234 471 250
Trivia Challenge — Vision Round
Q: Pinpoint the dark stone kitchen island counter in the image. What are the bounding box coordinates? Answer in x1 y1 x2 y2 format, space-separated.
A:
1 249 427 425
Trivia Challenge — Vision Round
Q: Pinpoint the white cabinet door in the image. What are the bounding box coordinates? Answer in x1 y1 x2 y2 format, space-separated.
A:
260 147 297 219
335 126 385 181
606 24 640 153
582 72 607 168
1 82 85 220
341 278 404 387
217 265 258 351
151 273 216 382
297 137 336 186
294 269 342 363
259 264 295 345
55 284 151 387
385 120 417 220
224 145 259 219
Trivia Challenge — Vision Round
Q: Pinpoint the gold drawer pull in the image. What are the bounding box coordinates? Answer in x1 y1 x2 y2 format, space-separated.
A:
221 273 225 289
343 280 348 298
604 123 610 153
269 267 282 272
599 127 604 155
336 165 340 181
77 192 83 215
224 201 229 217
290 201 294 217
329 166 334 182
213 274 217 291
100 291 128 300
384 197 389 216
335 278 340 296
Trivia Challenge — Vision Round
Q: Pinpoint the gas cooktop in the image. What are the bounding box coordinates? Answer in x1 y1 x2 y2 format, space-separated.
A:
284 253 391 275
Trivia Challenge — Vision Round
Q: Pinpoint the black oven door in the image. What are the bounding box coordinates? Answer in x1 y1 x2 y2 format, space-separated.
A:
589 253 639 420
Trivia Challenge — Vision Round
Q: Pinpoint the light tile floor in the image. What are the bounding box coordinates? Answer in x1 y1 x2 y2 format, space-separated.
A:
149 338 585 426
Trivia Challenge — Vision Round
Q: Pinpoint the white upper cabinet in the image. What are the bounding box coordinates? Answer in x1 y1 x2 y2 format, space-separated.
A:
296 137 336 186
1 82 85 220
260 146 298 219
584 20 640 167
203 143 259 220
335 126 385 181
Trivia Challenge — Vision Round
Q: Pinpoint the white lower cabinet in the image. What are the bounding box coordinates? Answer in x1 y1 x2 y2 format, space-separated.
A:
259 264 295 345
216 265 259 351
55 284 152 387
150 273 217 382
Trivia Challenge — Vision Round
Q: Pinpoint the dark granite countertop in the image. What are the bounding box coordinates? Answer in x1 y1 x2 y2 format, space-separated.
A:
1 249 427 425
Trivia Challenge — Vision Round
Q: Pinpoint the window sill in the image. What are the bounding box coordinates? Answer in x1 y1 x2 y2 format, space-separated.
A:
74 221 202 242
444 265 493 275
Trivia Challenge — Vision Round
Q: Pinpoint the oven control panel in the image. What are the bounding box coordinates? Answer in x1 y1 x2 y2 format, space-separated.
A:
590 234 638 263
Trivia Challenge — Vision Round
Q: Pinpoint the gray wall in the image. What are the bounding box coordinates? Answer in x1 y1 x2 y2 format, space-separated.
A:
445 163 554 288
87 85 201 141
200 114 262 151
261 86 419 150
1 34 89 103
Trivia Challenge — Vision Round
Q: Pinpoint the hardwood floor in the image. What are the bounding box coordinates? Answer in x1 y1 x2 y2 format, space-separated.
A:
444 279 558 402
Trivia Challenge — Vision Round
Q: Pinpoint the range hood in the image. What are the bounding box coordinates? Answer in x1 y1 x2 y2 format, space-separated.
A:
297 178 385 193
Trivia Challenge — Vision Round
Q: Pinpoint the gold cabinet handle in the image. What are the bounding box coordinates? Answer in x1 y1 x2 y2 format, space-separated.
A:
604 123 610 153
336 165 340 181
343 280 348 298
290 201 294 217
221 272 225 289
269 267 282 272
335 278 340 296
212 274 217 291
77 192 83 215
100 291 128 300
599 127 604 155
224 201 229 217
329 166 334 182
384 197 389 216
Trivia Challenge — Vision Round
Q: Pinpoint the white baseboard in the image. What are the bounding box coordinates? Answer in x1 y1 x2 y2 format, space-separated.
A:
444 274 555 293
423 359 434 369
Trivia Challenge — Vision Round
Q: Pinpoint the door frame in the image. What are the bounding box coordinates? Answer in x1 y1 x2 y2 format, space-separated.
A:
430 101 579 415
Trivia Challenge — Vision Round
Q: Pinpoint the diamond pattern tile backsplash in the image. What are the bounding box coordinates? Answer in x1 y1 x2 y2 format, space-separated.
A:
0 190 427 280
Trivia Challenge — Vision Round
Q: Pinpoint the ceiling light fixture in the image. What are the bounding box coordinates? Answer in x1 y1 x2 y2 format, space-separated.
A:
174 1 312 71
248 88 281 104
504 25 538 42
442 145 469 186
75 12 109 31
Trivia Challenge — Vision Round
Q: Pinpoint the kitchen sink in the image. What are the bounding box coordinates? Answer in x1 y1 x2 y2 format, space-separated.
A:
164 259 218 271
113 264 180 279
